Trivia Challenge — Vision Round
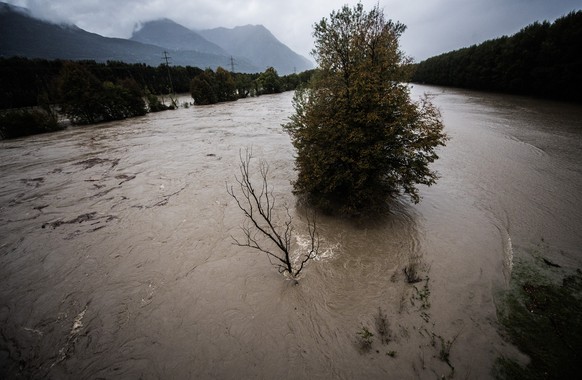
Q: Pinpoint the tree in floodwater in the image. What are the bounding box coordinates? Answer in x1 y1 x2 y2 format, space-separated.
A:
0 108 62 139
190 69 218 105
190 67 237 105
257 67 282 95
227 149 319 278
58 62 146 124
284 3 447 215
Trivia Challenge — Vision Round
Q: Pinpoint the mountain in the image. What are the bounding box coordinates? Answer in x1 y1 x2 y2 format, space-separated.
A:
0 3 261 71
131 19 226 55
0 3 311 75
0 3 156 63
199 25 313 74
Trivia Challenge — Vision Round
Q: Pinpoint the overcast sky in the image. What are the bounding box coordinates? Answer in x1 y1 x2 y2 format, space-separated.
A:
4 0 580 62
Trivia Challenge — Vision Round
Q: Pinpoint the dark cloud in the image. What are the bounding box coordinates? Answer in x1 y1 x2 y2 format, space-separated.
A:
4 0 580 61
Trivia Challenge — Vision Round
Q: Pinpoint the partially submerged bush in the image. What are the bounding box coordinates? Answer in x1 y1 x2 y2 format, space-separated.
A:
0 108 63 139
146 92 171 112
404 262 423 284
375 307 392 345
356 326 374 352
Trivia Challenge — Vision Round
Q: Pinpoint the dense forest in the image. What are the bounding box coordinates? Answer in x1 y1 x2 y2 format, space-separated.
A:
412 11 582 102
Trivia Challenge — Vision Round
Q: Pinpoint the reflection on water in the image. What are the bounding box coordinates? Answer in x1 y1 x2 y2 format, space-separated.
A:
0 88 581 378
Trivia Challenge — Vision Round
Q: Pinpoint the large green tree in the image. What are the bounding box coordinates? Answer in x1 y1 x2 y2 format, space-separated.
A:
190 67 237 105
190 69 218 105
257 67 282 94
284 3 447 214
215 66 237 102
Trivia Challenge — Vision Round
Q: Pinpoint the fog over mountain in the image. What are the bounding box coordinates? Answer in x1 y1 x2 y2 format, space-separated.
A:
132 19 312 74
0 2 312 74
199 25 313 74
131 19 227 56
2 0 578 62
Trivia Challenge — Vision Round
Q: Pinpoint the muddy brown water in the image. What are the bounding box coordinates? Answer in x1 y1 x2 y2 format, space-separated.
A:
1 86 581 379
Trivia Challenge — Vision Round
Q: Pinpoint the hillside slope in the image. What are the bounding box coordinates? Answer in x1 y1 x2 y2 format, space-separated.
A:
200 25 313 74
0 3 260 72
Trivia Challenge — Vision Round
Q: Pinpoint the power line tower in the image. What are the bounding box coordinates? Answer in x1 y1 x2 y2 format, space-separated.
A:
162 51 175 95
230 56 236 73
161 51 177 108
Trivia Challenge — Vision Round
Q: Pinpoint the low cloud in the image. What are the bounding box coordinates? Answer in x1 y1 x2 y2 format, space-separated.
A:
4 0 579 61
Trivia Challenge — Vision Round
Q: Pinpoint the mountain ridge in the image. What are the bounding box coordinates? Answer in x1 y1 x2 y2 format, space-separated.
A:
131 19 226 56
0 2 312 74
199 24 313 73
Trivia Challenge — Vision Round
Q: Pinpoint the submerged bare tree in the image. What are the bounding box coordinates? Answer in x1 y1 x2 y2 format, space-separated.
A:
227 149 319 278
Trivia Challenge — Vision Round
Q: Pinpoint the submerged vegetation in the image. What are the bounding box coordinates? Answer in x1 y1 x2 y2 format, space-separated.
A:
494 244 582 379
356 326 375 352
226 149 319 279
412 11 582 103
0 108 63 139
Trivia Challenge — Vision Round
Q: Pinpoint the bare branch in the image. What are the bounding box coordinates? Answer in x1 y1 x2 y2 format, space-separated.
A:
294 211 320 277
226 148 319 279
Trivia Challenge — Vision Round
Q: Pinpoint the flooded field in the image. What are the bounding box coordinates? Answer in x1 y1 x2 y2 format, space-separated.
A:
1 86 581 379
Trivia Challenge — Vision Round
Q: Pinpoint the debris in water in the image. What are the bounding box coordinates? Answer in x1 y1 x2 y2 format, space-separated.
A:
23 327 44 336
52 305 88 368
42 212 98 228
74 157 119 169
542 257 561 268
115 173 136 185
70 307 86 335
20 177 45 187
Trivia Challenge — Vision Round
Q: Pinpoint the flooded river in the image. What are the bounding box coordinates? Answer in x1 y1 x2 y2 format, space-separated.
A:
1 86 581 379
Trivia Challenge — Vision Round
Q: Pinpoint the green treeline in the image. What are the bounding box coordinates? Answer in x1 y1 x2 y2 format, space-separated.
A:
0 57 314 110
0 57 198 110
190 66 312 105
0 57 314 139
412 11 582 102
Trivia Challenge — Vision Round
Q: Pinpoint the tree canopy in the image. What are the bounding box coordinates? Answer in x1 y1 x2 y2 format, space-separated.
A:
257 67 282 95
284 3 447 215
